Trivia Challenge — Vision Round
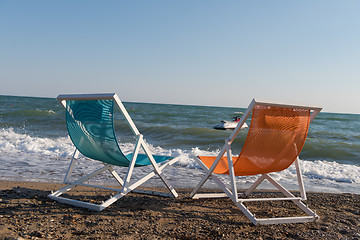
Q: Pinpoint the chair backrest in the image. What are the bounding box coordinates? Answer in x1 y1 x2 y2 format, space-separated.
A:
65 99 131 167
234 104 311 176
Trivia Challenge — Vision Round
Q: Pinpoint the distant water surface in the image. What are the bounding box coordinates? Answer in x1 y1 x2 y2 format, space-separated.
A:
0 95 359 194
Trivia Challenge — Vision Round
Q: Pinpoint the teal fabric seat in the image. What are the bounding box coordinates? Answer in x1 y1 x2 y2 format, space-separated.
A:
66 99 172 167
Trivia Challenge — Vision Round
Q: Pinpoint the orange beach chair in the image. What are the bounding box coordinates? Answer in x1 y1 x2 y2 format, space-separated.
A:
190 99 322 225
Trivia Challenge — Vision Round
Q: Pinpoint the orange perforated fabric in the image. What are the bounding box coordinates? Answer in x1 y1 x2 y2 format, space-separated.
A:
198 156 235 175
198 104 310 176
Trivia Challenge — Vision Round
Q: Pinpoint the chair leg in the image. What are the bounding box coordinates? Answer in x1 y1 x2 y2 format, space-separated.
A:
190 160 320 225
190 143 229 198
48 164 118 211
107 166 124 186
123 157 179 197
244 174 267 196
227 146 238 202
49 149 180 211
295 157 307 199
234 173 319 225
139 137 179 197
190 155 234 200
63 149 79 183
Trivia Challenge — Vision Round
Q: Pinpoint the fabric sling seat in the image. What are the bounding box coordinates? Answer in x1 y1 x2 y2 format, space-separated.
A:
190 99 322 225
65 99 171 167
48 93 178 211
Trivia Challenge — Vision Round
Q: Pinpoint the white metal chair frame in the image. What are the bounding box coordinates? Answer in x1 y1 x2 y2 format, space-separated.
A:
190 99 322 225
48 93 178 211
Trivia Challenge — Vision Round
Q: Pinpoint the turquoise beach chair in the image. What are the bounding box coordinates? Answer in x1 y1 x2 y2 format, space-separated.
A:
48 93 178 211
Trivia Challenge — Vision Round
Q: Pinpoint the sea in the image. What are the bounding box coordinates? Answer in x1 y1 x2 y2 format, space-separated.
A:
0 95 359 194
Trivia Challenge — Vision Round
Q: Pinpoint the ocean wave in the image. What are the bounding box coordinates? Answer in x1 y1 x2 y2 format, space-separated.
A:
301 160 360 183
0 127 359 193
1 109 59 117
0 128 73 157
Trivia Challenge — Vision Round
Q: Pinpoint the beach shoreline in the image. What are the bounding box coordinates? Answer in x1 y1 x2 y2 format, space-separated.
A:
0 180 359 239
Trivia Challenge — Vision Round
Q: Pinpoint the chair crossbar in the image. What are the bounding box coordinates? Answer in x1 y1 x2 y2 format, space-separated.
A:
122 157 179 194
192 193 229 199
132 189 174 197
64 182 122 192
49 153 178 210
238 197 303 202
68 165 112 186
193 193 304 202
48 195 104 211
256 216 319 225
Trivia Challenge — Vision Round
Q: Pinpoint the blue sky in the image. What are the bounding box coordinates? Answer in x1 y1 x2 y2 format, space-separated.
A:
1 1 359 113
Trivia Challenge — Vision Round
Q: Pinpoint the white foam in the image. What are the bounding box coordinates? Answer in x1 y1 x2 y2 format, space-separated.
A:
302 160 360 183
0 128 74 157
34 109 57 115
0 127 359 194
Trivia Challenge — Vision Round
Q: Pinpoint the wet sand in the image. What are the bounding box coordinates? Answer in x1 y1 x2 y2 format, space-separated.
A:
0 180 359 239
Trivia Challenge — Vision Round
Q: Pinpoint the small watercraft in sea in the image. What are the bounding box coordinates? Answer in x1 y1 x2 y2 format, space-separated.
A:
214 116 248 130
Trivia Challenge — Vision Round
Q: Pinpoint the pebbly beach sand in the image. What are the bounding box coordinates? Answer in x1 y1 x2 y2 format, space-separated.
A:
0 180 359 240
